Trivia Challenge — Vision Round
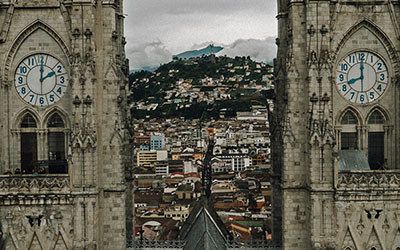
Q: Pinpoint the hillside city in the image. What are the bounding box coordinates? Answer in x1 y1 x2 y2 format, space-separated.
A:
130 54 275 241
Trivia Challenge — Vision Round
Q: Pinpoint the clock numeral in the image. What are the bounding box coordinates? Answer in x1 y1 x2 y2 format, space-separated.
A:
57 65 63 73
39 96 45 105
56 87 62 95
339 74 345 82
350 92 355 100
370 55 374 63
369 92 375 100
380 73 385 81
21 87 26 95
19 66 27 74
60 76 65 84
349 55 356 64
340 64 348 72
377 62 383 71
358 53 365 61
29 95 35 103
27 57 36 66
359 94 365 103
18 76 24 84
342 85 347 92
49 94 55 102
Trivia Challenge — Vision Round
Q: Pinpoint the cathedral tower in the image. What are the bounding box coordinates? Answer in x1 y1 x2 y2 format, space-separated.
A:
273 0 400 249
0 0 132 249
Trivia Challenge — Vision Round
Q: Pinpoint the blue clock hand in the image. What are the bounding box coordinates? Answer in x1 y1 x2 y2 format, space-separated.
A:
41 71 55 81
348 77 361 84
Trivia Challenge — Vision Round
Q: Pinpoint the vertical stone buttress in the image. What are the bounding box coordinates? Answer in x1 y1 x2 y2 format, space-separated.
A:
273 0 336 249
69 0 132 249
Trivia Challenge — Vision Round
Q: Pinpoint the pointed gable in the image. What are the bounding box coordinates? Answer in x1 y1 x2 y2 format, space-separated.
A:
179 197 230 250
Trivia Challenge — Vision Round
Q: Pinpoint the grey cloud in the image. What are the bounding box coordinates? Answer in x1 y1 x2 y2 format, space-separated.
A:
127 0 276 17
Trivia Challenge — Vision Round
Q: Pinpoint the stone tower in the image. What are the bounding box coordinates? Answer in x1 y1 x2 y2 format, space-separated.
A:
273 0 400 249
0 0 132 249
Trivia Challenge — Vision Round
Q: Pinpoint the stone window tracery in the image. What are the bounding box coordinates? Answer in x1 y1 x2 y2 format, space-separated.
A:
15 110 69 175
340 110 359 150
46 112 68 174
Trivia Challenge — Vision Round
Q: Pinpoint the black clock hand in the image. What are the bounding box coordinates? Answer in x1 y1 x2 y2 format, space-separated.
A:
359 59 364 80
40 57 44 83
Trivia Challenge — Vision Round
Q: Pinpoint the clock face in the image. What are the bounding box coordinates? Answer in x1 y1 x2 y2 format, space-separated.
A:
336 51 388 104
14 53 68 107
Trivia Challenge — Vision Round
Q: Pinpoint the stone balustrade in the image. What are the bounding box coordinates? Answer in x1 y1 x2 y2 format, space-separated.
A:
0 174 70 194
336 170 400 201
337 170 400 190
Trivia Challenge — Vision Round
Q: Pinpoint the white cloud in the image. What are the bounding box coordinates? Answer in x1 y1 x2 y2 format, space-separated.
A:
218 37 276 63
127 40 173 70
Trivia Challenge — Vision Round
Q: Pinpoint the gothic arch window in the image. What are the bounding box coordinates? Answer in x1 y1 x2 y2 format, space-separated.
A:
368 110 385 124
341 111 358 125
46 112 68 174
367 109 386 170
340 110 359 150
20 113 38 174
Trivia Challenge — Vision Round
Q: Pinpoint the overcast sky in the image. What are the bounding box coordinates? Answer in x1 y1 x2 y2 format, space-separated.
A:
124 0 277 70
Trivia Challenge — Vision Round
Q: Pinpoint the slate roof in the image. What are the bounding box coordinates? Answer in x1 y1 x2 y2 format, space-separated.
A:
179 197 231 250
338 150 370 171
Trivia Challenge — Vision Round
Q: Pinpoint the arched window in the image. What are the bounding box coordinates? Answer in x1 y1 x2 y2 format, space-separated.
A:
20 113 38 174
341 111 358 125
21 113 37 128
47 113 67 174
368 110 385 124
340 110 358 150
367 110 386 170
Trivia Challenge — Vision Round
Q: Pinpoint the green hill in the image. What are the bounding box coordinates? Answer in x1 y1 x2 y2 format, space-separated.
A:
129 55 273 119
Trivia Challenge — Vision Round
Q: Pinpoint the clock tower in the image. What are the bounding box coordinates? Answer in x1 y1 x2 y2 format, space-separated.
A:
273 0 400 249
0 1 132 249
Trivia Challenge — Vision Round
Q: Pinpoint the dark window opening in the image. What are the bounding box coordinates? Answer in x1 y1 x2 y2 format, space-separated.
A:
47 113 65 128
341 111 358 125
368 110 385 124
21 113 37 128
341 132 358 150
48 132 67 174
21 133 37 174
368 132 384 170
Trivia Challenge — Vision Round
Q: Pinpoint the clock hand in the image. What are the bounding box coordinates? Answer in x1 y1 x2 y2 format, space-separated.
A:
40 56 44 83
359 59 364 80
348 77 361 85
41 71 55 82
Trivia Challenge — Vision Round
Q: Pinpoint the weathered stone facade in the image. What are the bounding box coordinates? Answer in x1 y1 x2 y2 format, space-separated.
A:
273 0 400 249
0 0 132 249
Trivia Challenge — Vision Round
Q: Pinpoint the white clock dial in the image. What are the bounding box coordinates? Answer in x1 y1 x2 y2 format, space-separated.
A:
336 51 388 104
14 53 68 107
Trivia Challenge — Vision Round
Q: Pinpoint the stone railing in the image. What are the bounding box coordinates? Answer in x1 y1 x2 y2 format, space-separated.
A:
126 239 186 249
126 239 280 250
0 174 70 194
337 170 400 190
227 240 281 249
